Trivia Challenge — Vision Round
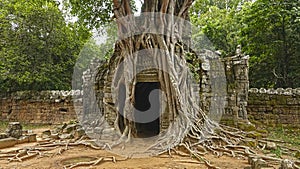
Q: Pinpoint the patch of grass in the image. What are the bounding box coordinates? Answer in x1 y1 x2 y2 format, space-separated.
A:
267 126 300 150
0 120 53 133
0 121 9 133
270 147 282 158
22 123 53 130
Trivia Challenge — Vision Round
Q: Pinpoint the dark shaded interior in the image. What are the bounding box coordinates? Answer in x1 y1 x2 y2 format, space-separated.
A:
134 82 160 138
118 83 126 133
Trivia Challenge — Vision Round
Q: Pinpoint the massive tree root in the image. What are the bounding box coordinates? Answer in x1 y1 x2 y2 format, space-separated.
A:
2 0 299 168
0 129 299 168
87 0 300 168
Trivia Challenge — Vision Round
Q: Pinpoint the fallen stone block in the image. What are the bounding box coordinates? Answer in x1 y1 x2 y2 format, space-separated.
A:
18 136 29 144
6 122 23 138
17 134 37 144
266 142 277 150
27 134 37 142
279 159 294 169
0 137 17 149
0 133 8 139
248 156 269 169
42 130 51 136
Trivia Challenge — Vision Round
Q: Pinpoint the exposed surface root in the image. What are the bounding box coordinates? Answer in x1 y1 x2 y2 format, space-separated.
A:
63 156 119 169
0 131 299 169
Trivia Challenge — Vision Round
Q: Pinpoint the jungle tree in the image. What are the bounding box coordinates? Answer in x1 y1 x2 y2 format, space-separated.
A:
67 0 297 167
0 0 90 93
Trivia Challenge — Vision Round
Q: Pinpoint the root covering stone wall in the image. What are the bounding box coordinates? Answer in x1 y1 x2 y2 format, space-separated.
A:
247 88 300 127
0 91 82 124
1 88 299 127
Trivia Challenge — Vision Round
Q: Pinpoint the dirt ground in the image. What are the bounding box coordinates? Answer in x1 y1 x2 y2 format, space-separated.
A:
0 147 250 169
0 128 251 169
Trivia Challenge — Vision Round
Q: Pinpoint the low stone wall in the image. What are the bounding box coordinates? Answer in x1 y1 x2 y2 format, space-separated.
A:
247 88 300 127
0 91 82 124
1 88 299 127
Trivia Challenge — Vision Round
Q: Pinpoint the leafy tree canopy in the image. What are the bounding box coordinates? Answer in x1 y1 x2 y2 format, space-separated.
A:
241 0 300 88
0 0 91 93
191 0 300 87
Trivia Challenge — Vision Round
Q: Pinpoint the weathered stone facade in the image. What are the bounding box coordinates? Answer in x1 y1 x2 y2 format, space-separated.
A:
247 88 300 127
0 91 81 124
1 50 299 128
222 49 250 124
91 49 225 133
1 88 299 127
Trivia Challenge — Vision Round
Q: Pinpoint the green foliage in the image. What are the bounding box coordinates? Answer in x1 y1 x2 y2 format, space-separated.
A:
65 0 136 29
0 0 90 93
241 0 300 88
2 0 298 92
270 147 282 158
190 0 251 56
191 0 300 88
64 0 113 29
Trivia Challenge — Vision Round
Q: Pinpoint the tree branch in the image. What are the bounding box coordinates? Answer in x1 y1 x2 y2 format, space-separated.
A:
178 0 194 18
113 0 122 19
160 0 170 13
122 0 132 15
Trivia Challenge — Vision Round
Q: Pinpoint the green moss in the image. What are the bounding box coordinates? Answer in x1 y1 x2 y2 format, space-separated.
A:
295 151 300 159
256 129 268 135
238 122 256 132
243 139 257 148
220 119 236 127
246 131 263 139
256 129 269 137
276 96 286 104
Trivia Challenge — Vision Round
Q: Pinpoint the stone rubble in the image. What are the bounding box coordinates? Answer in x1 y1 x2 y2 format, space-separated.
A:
41 122 87 141
265 142 277 150
6 122 22 138
0 122 37 149
279 159 294 169
246 156 271 169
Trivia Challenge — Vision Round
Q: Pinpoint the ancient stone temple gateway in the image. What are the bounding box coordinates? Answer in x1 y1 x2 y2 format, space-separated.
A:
89 48 249 138
1 50 299 128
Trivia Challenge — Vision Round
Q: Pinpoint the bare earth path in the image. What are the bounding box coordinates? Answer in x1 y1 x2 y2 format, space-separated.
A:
0 147 249 169
0 128 250 169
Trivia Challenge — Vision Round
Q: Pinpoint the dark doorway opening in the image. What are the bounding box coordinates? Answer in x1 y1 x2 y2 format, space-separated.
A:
134 82 160 138
118 83 126 133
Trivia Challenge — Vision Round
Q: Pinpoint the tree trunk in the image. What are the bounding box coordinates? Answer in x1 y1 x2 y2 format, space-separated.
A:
107 0 209 145
96 0 249 159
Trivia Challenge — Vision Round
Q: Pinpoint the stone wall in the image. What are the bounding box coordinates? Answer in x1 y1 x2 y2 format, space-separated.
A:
246 88 300 127
222 50 249 122
0 91 81 124
1 88 299 127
